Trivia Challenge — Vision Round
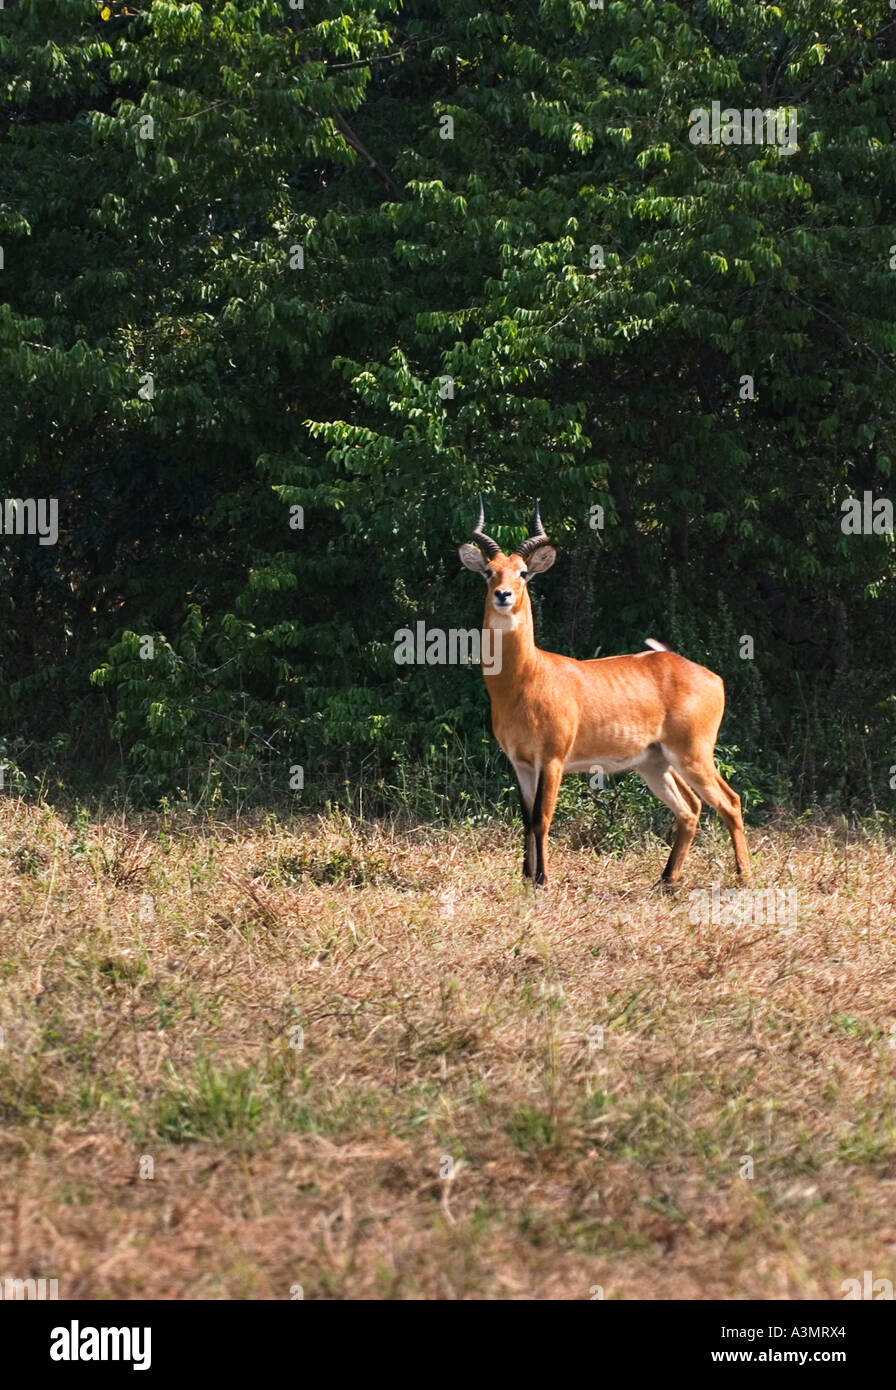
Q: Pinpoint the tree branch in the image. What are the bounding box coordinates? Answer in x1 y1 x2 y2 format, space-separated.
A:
327 41 419 72
331 107 399 194
789 292 894 376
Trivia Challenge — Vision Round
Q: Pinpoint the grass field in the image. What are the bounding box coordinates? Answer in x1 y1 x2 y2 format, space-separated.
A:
1 797 894 1300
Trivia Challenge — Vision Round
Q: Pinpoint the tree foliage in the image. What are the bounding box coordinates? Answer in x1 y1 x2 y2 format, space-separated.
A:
2 0 896 815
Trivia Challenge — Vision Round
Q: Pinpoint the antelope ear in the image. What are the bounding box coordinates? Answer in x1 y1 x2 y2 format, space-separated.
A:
458 543 492 577
524 545 556 575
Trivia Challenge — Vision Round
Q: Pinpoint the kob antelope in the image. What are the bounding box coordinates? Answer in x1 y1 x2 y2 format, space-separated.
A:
459 501 751 888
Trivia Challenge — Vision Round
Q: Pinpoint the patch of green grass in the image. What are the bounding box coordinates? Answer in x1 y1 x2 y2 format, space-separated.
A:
838 1111 896 1165
581 1088 611 1118
153 1061 266 1143
256 845 394 887
97 955 148 986
11 844 46 875
506 1104 556 1153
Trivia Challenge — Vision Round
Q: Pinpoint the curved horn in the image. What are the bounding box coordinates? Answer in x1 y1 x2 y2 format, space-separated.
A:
471 494 501 560
515 499 550 560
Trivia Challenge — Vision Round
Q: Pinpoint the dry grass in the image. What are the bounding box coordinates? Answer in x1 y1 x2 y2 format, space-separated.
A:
1 797 895 1300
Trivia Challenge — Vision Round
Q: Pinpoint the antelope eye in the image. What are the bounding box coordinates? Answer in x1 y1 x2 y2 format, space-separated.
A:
519 571 528 581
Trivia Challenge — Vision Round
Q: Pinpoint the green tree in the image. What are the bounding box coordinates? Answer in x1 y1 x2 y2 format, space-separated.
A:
2 0 896 817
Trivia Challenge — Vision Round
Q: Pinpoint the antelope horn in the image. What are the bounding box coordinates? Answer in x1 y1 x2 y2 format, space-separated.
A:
471 494 501 559
515 499 550 560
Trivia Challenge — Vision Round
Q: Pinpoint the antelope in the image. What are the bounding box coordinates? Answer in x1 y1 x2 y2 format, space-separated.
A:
459 500 751 889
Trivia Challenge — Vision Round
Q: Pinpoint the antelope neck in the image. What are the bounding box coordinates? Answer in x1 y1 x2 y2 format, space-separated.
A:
483 597 539 685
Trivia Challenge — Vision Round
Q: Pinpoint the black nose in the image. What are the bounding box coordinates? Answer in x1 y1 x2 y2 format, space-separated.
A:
495 590 512 603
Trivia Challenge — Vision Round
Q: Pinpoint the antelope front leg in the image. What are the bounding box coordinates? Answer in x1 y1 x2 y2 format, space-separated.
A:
531 761 563 888
514 773 533 879
512 763 537 880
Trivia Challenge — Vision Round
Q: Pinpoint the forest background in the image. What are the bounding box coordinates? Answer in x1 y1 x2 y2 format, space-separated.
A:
3 0 896 831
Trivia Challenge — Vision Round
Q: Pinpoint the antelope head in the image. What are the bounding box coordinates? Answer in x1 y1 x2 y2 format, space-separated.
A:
458 497 556 620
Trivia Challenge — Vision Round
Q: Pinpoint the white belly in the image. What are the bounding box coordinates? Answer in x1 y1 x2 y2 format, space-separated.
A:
564 751 652 775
